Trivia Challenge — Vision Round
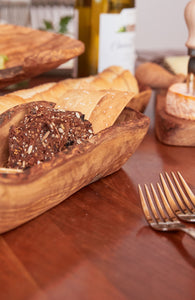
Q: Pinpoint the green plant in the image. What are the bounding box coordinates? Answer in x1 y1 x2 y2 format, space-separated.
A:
40 16 72 34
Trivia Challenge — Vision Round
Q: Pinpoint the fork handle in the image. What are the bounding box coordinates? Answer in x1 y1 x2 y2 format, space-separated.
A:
180 227 195 239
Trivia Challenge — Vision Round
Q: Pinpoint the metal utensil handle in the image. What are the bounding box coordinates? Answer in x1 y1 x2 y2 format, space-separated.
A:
185 0 195 50
180 226 195 240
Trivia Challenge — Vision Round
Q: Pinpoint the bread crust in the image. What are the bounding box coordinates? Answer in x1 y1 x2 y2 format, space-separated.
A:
0 66 137 133
9 66 138 106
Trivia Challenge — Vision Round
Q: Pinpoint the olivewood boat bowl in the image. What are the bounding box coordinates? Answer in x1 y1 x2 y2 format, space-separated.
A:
0 101 150 234
128 84 152 113
0 24 84 89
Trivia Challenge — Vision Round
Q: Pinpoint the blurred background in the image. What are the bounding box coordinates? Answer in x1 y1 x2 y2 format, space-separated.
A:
136 0 189 54
135 0 190 70
136 0 189 52
0 0 190 53
0 0 191 74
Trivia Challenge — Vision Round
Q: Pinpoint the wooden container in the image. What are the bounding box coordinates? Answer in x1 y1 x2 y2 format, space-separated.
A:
0 24 84 88
0 96 150 234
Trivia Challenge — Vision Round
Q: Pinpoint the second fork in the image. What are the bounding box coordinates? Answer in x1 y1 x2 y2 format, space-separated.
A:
139 183 195 240
160 172 195 222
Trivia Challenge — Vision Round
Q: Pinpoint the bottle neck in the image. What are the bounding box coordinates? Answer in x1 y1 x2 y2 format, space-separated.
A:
75 0 91 7
108 0 135 12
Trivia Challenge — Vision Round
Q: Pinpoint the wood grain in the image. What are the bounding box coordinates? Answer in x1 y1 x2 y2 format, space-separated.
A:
127 85 152 112
155 92 195 146
0 75 194 300
0 102 149 233
0 24 84 88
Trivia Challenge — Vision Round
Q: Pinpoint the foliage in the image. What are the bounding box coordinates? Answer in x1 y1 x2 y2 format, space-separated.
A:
40 16 73 34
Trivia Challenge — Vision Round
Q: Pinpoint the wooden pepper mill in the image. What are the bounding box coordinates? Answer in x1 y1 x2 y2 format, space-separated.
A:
184 0 195 93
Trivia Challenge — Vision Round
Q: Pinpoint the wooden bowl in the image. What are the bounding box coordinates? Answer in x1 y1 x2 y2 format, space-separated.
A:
0 101 150 234
127 84 152 113
0 24 84 89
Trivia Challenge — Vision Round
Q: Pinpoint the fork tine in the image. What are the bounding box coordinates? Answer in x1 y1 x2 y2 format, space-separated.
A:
177 171 195 206
144 184 161 221
160 173 186 214
157 183 177 221
138 185 156 225
161 172 195 214
150 184 167 221
170 172 194 211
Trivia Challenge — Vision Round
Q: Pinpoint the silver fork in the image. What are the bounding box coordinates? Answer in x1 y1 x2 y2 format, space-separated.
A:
138 183 195 240
160 172 195 222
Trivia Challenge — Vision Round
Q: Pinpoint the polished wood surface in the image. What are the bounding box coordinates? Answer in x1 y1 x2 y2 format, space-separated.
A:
0 76 194 300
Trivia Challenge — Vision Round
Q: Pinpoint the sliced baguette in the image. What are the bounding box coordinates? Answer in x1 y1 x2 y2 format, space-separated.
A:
0 66 137 133
11 65 139 103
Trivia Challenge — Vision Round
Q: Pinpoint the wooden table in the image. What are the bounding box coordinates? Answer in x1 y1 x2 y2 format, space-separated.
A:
0 75 194 300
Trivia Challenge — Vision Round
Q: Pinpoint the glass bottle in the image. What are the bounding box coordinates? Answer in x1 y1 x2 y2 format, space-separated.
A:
75 0 92 77
75 0 136 76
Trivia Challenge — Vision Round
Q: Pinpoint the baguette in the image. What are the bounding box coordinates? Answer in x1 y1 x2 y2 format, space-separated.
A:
0 89 134 134
0 94 25 113
11 66 139 104
48 89 134 133
135 62 185 89
0 66 137 133
88 90 134 133
11 82 56 99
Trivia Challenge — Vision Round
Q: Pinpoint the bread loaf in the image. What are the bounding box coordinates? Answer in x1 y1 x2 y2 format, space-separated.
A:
0 66 137 133
0 94 25 113
11 82 55 99
135 62 185 89
11 65 139 104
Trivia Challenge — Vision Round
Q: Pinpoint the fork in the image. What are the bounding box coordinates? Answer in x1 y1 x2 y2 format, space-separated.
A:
138 183 195 239
160 172 195 222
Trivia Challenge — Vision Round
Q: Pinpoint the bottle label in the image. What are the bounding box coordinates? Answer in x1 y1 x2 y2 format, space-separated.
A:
98 8 136 74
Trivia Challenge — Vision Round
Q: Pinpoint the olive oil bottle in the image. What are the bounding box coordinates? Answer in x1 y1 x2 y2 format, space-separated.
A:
76 0 136 76
75 0 92 77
